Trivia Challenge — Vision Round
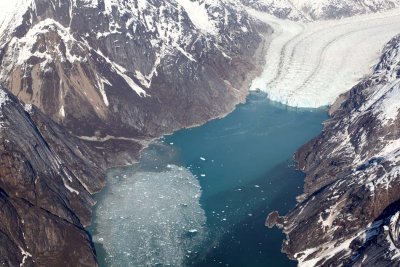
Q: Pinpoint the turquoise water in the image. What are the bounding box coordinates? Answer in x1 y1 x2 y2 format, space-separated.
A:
89 92 328 267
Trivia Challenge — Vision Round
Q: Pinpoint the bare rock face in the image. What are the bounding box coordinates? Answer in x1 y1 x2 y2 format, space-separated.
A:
270 35 400 266
0 87 106 266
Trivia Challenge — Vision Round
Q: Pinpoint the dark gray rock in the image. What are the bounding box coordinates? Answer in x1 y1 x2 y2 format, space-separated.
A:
0 87 109 266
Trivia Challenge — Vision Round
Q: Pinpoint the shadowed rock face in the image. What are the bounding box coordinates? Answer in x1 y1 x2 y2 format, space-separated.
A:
0 87 108 266
268 35 400 266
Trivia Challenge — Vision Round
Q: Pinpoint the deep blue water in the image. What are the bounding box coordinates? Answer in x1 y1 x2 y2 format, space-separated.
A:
89 92 328 267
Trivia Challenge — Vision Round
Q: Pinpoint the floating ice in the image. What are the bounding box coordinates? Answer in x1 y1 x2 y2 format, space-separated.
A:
93 165 207 266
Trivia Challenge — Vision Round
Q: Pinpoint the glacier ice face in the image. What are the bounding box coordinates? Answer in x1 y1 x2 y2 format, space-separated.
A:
93 163 207 266
249 8 400 108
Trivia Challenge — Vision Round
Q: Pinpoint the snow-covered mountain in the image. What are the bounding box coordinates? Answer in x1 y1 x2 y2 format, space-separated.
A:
268 34 400 266
0 1 270 266
1 0 399 143
242 0 400 20
0 0 267 142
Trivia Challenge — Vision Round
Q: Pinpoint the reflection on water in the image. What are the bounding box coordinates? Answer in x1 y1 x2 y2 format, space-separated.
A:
89 92 328 267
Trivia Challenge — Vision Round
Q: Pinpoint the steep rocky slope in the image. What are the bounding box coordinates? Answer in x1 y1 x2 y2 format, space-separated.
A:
268 35 400 266
0 0 268 141
0 87 107 266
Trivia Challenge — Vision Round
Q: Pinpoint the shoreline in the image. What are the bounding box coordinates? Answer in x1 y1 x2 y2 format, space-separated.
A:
85 28 272 169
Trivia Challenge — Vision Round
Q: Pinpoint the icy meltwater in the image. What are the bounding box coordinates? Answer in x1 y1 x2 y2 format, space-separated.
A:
89 92 328 267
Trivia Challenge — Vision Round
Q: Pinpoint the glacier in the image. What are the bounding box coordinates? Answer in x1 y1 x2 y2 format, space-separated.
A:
249 8 400 108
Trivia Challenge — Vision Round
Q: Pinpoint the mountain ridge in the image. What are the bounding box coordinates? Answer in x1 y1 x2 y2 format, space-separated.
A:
241 0 400 20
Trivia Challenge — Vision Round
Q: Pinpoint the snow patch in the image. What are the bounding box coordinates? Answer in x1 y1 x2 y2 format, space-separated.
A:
63 179 80 195
0 89 9 108
176 0 217 35
24 103 32 113
59 105 65 118
0 0 34 41
95 49 148 97
18 246 32 267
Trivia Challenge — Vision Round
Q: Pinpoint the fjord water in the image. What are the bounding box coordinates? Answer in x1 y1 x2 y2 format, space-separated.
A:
89 92 328 266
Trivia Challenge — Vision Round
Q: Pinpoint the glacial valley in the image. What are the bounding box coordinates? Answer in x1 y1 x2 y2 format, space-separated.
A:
0 1 399 267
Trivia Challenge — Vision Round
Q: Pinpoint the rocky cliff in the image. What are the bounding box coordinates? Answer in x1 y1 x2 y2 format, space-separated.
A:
268 35 400 266
0 87 108 266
